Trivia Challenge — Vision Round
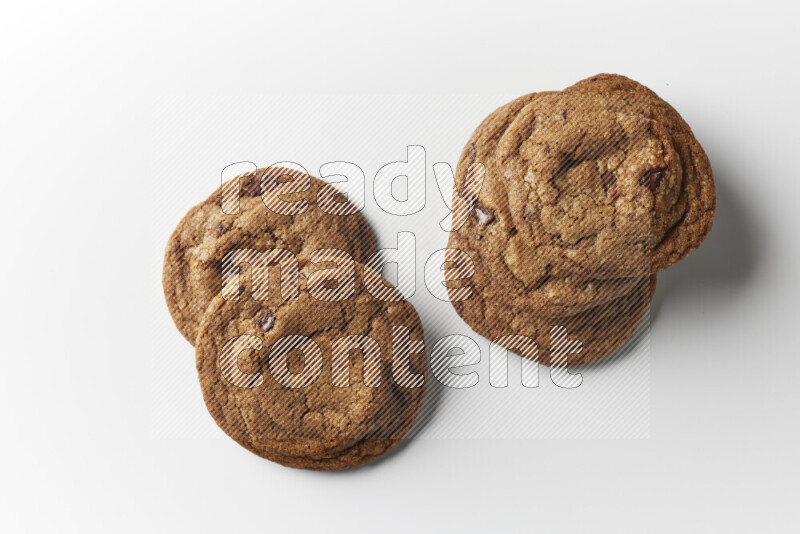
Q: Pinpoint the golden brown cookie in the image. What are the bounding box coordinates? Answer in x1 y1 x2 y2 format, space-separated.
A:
163 167 376 344
195 261 427 470
448 166 653 367
496 74 715 278
445 76 680 364
449 264 655 367
449 93 644 317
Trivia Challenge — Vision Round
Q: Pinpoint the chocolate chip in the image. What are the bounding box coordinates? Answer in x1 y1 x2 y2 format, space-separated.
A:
534 264 553 290
534 275 552 290
639 169 665 194
602 171 617 192
471 204 495 226
216 223 229 237
509 227 518 237
476 234 483 241
240 178 261 197
254 309 275 333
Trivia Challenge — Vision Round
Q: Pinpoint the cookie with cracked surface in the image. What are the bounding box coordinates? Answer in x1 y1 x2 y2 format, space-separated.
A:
495 73 715 278
195 260 427 470
448 94 644 317
163 167 376 344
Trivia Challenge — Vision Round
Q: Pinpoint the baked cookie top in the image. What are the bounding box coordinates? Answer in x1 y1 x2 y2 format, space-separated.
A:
449 93 642 317
195 260 427 470
163 167 376 344
495 74 715 278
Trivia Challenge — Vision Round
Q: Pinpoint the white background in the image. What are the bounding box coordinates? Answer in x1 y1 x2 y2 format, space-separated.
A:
2 1 799 532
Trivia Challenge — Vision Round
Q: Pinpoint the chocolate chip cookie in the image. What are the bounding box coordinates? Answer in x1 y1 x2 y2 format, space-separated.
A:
449 93 645 318
163 167 376 344
497 74 715 278
195 260 427 470
447 173 655 366
447 74 714 364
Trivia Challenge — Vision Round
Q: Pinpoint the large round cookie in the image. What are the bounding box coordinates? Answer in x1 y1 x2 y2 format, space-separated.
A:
163 167 376 344
496 74 715 278
449 93 644 317
195 261 427 470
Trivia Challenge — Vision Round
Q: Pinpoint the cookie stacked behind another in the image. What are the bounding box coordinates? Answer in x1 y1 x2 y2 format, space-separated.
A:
163 167 376 345
447 74 715 366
